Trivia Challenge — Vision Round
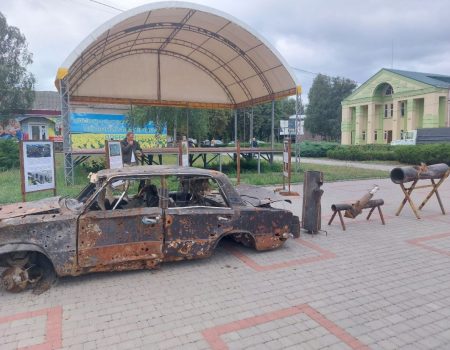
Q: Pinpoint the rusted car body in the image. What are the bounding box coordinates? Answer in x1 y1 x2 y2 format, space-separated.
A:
0 166 300 292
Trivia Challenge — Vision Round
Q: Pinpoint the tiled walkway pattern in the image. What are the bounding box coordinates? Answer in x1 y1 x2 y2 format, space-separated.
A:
1 177 450 349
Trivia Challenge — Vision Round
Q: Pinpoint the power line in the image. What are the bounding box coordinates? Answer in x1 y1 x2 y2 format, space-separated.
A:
291 66 320 76
87 0 124 12
291 66 362 85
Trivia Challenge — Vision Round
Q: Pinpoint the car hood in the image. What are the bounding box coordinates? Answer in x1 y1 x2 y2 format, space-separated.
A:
235 185 292 207
0 196 64 220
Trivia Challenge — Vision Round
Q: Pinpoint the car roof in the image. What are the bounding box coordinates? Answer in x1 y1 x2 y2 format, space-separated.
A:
96 165 224 181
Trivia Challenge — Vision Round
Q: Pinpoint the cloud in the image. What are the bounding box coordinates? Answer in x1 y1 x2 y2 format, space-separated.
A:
2 0 450 97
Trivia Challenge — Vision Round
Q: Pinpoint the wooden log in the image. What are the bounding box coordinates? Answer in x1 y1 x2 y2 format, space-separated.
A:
344 185 379 218
390 163 449 184
331 199 384 212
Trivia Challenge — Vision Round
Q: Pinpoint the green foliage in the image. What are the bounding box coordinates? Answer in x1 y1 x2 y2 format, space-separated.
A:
327 143 450 165
0 12 35 119
299 141 339 157
126 97 301 145
80 158 106 173
305 74 356 141
393 144 450 165
0 139 19 170
127 106 232 143
248 98 301 142
209 159 282 173
327 144 396 161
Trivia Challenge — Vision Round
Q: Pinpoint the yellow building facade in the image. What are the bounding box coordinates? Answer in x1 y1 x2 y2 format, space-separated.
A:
341 69 450 145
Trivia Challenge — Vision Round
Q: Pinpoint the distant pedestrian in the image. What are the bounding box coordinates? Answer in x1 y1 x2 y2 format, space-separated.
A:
251 137 258 148
121 131 142 166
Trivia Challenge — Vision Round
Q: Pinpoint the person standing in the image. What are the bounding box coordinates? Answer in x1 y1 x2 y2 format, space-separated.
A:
121 131 142 166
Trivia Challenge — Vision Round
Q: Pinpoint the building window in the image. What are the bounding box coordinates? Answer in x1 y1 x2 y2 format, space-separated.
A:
362 131 366 141
400 102 405 117
384 131 388 140
384 104 394 118
385 85 394 95
374 130 378 141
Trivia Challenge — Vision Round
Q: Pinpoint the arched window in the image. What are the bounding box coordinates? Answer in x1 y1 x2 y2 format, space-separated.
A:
374 83 394 97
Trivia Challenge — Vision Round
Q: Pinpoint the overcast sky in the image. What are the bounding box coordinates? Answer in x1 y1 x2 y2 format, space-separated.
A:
2 0 450 100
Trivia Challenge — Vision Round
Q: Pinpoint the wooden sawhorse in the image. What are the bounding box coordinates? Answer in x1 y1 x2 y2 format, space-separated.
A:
328 199 385 231
396 170 449 219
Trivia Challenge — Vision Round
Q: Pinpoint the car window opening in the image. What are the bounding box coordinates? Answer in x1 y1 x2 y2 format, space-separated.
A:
88 174 229 211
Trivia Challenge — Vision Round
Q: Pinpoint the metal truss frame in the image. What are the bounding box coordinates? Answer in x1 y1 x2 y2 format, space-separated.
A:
59 77 74 185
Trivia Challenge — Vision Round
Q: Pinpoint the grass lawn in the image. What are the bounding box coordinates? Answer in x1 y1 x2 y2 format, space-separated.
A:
238 163 388 186
0 154 389 205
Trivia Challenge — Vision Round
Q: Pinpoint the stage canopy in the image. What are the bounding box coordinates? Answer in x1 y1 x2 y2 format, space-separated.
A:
55 1 299 109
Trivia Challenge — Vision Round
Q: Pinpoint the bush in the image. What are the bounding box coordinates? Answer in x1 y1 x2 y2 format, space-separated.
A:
327 144 396 161
298 141 339 157
394 144 450 165
210 159 282 173
0 139 20 171
80 158 106 173
327 143 450 165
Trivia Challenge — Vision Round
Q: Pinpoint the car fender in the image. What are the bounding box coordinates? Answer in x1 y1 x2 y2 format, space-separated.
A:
0 243 50 259
214 230 256 249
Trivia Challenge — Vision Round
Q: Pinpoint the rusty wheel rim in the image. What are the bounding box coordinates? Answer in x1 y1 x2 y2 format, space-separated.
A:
1 266 29 293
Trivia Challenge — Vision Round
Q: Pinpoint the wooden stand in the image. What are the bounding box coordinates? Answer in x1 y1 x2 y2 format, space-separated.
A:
328 199 385 231
395 170 449 219
277 138 299 196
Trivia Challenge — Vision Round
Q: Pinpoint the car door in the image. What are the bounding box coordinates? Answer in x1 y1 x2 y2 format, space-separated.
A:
163 175 235 260
77 181 164 268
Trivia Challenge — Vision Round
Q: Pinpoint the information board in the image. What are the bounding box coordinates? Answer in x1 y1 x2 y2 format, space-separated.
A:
20 141 56 199
105 140 124 169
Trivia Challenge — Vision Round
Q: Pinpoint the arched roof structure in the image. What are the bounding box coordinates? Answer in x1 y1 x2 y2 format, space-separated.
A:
55 1 299 109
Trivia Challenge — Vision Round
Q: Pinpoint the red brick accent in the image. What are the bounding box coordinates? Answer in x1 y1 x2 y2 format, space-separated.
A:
407 232 450 257
417 212 450 224
227 239 336 271
0 306 63 350
202 304 369 350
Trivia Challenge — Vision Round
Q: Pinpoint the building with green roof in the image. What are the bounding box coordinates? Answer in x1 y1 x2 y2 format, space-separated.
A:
341 68 450 145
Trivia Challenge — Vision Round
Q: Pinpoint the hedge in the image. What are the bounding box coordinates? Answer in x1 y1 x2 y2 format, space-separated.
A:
393 144 450 165
298 141 339 157
327 143 450 165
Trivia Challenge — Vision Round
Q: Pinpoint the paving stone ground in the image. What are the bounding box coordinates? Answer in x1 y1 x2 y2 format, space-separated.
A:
1 176 450 350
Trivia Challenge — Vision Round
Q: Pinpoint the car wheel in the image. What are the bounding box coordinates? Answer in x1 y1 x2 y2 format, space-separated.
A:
1 266 30 292
231 232 255 248
1 252 56 294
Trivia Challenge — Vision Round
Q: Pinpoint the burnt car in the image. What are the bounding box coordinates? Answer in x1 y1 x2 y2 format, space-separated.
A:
0 166 300 292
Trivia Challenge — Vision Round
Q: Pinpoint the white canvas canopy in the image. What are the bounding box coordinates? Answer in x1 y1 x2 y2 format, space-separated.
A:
55 1 298 109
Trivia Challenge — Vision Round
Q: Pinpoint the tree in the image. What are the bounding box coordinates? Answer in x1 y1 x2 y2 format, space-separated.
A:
127 96 299 144
0 12 35 120
127 106 232 142
305 74 356 141
249 97 298 141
